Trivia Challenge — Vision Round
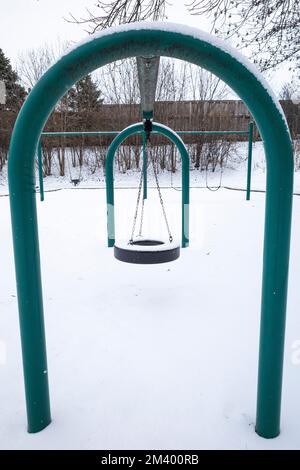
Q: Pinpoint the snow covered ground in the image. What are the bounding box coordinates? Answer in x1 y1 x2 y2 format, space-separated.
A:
1 142 300 449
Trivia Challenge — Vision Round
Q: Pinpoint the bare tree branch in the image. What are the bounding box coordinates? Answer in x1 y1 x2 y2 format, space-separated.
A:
186 0 300 71
66 0 167 34
68 0 300 72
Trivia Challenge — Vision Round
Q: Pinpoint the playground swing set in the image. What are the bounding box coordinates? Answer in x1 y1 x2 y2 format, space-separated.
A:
8 22 294 439
36 125 254 198
36 122 254 264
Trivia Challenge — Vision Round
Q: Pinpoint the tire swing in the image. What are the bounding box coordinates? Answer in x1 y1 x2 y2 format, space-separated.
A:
114 120 180 264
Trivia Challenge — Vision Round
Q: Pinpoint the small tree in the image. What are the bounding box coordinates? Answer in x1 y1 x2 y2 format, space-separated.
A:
68 75 103 112
0 49 26 171
0 48 26 111
67 75 104 172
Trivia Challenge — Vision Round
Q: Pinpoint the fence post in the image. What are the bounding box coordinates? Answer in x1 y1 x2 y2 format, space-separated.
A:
246 121 254 201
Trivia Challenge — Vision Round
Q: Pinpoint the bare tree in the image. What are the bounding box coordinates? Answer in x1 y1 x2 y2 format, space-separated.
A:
279 81 297 101
187 0 300 71
67 0 166 33
17 40 69 90
97 58 139 104
156 60 190 102
69 0 299 73
17 46 55 90
17 41 104 178
279 81 300 169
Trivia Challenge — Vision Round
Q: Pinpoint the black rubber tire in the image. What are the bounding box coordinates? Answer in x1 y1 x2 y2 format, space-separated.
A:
114 239 180 264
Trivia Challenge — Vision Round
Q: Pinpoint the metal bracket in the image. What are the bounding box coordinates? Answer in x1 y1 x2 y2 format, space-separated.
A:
136 56 160 119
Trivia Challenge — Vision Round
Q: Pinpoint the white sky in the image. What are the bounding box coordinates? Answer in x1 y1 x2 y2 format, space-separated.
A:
1 0 290 95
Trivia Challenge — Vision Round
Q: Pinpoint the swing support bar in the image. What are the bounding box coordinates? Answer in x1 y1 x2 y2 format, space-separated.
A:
105 122 190 248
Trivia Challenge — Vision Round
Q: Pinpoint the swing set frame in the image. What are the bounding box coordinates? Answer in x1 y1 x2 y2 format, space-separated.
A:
35 124 254 202
8 23 293 439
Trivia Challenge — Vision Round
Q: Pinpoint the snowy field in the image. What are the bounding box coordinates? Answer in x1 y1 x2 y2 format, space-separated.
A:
1 142 300 450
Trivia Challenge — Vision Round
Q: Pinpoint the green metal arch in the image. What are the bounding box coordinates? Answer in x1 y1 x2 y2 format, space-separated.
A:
105 122 190 248
8 23 293 438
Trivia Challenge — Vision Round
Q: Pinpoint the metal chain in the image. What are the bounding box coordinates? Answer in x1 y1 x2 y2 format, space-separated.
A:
150 144 173 243
129 162 144 243
138 187 145 237
205 160 224 192
138 142 149 236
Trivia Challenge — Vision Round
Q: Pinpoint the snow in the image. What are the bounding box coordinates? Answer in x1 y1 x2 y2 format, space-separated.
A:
0 140 294 196
61 21 288 127
1 144 300 449
115 238 180 252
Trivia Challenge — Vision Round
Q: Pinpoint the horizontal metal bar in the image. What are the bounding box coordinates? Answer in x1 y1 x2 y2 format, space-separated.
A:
177 131 248 135
41 130 249 137
41 131 120 136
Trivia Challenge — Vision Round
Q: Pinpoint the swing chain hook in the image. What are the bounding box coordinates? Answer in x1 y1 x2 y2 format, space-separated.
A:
143 118 153 142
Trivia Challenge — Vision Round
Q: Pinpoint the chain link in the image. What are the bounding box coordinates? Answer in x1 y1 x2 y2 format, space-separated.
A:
150 143 173 243
138 192 145 237
129 139 173 244
129 162 144 244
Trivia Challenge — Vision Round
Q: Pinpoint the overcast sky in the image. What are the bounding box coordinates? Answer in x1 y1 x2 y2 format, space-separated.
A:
1 0 289 95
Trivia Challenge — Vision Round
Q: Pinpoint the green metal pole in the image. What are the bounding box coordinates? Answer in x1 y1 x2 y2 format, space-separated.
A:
10 142 51 433
106 151 115 248
106 122 189 248
42 131 120 136
246 121 254 201
41 130 249 136
37 141 44 202
142 131 147 200
7 23 293 437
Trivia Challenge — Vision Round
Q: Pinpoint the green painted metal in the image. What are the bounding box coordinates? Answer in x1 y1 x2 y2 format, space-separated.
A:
42 131 120 136
142 110 153 120
177 130 248 135
106 122 189 248
246 122 254 201
142 131 147 200
37 141 44 202
41 130 248 136
7 24 293 438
